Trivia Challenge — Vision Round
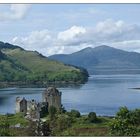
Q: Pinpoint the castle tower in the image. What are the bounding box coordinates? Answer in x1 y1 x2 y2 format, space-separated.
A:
42 87 62 110
15 97 27 115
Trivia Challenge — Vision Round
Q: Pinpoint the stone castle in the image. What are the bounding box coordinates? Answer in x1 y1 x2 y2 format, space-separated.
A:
15 87 62 120
42 87 61 109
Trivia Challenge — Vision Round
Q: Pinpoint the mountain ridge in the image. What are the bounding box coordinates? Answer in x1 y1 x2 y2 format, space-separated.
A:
49 45 140 74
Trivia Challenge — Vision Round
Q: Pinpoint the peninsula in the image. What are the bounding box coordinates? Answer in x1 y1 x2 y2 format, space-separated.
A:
0 41 88 87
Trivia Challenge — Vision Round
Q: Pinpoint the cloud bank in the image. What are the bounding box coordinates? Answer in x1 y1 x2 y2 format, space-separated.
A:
0 4 30 21
12 19 140 56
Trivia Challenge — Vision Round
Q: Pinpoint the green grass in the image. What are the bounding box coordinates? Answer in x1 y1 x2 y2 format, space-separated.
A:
0 113 30 136
56 115 112 136
0 113 29 127
3 48 78 73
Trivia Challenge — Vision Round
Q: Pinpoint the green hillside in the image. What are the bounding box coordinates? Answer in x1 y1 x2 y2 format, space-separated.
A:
0 42 88 84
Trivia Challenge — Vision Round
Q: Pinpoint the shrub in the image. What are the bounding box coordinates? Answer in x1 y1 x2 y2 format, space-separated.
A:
129 109 140 126
109 107 140 136
88 112 97 123
70 110 81 118
56 114 72 131
48 114 73 136
0 116 11 136
109 118 137 136
116 106 129 119
60 105 66 114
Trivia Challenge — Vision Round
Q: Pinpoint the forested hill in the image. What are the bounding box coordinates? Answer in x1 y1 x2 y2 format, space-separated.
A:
0 41 88 84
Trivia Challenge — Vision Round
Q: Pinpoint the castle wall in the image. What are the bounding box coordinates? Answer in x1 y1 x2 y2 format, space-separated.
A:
15 101 20 113
15 97 21 113
15 87 62 120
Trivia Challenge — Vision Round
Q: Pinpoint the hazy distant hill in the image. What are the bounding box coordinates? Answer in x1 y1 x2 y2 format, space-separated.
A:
49 45 140 74
0 42 88 84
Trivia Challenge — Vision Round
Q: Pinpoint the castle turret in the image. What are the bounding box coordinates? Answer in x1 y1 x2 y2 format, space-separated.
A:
15 97 27 115
42 87 62 110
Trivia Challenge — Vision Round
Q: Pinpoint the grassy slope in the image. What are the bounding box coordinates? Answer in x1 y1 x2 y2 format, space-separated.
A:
2 48 78 73
0 47 88 84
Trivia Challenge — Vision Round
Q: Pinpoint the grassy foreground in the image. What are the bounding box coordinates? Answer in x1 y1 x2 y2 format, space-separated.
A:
58 115 111 136
1 107 140 136
0 113 112 136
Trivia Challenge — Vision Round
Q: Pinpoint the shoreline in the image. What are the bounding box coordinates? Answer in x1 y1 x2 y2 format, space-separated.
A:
130 87 140 90
0 112 115 118
0 81 85 89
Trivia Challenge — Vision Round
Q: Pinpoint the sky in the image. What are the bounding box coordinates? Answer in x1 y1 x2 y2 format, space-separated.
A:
1 4 140 56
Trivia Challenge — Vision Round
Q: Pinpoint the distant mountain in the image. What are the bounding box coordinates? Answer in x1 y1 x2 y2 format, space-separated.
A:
49 45 140 74
0 41 88 84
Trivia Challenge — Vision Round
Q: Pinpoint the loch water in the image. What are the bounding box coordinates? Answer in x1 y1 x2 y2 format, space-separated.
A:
1 74 140 116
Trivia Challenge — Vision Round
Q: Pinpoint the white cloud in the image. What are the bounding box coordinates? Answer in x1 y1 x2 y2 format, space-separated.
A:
56 26 87 47
0 4 30 21
88 19 140 52
12 30 64 56
110 40 140 52
91 19 140 42
56 19 140 52
58 26 86 41
11 19 140 56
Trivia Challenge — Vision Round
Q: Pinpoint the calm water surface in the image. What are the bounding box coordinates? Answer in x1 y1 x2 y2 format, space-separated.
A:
1 74 140 116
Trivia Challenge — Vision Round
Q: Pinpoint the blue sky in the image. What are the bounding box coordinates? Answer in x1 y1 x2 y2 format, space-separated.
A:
1 4 140 56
